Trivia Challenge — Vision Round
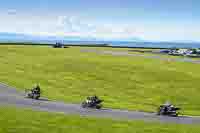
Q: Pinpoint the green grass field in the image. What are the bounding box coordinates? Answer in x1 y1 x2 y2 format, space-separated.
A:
0 45 200 115
0 106 199 133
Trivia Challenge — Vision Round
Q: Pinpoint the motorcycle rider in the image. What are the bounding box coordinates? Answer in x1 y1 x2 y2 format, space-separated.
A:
86 95 98 104
91 95 99 103
162 101 177 113
86 96 91 103
163 101 172 111
32 84 41 94
158 101 180 116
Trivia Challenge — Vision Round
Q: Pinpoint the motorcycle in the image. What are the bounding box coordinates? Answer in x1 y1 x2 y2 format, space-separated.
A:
25 89 40 100
81 97 103 109
157 105 180 117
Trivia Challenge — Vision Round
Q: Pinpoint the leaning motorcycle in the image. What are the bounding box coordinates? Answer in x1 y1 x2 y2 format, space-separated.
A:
157 105 180 117
81 98 103 109
25 89 40 100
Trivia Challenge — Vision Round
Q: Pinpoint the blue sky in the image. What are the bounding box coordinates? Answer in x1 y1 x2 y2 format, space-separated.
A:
0 0 200 41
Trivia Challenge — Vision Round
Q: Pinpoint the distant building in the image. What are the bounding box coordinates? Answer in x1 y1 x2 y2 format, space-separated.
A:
177 49 188 55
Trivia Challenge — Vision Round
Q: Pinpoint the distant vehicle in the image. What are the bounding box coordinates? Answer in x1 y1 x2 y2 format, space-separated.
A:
25 85 41 100
81 95 103 109
52 42 64 48
157 102 180 117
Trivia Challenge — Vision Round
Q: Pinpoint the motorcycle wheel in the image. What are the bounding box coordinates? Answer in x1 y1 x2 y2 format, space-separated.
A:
174 113 178 117
33 94 39 100
96 104 102 109
35 96 40 100
81 102 87 108
27 93 33 98
157 107 162 115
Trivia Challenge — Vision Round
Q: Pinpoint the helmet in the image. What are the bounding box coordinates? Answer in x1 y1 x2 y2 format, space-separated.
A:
164 101 171 106
36 83 40 87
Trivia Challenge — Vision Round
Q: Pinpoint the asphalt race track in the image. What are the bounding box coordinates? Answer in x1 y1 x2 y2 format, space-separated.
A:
80 49 200 64
0 83 200 124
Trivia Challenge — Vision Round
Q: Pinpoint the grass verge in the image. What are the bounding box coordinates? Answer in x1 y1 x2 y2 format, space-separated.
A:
0 106 200 133
0 45 200 115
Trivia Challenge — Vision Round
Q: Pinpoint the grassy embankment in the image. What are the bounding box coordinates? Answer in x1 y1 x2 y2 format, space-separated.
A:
0 106 200 133
0 45 200 115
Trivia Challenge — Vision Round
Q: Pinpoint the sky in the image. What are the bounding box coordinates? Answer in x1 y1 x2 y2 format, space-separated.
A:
0 0 200 41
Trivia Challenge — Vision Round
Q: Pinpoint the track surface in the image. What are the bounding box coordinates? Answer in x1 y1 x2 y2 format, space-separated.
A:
81 49 200 64
1 83 200 124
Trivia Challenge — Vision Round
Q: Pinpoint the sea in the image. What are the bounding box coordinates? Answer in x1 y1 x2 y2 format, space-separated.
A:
56 41 200 49
1 39 200 49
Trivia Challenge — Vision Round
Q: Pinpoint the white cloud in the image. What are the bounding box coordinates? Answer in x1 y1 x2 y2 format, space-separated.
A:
2 14 199 41
7 9 17 15
56 15 142 39
0 13 142 40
